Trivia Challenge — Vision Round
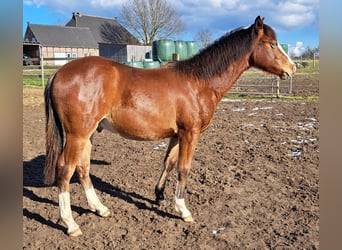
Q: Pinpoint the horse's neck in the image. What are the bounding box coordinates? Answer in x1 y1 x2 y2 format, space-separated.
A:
209 55 250 102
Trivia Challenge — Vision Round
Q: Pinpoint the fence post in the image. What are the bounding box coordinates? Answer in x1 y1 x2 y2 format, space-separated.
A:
271 78 274 95
276 79 280 98
40 45 44 88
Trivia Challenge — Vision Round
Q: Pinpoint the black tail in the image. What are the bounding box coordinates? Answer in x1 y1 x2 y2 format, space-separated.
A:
44 73 63 185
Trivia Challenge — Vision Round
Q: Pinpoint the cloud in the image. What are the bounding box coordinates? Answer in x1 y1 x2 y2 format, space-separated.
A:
23 0 44 7
290 41 306 57
164 0 319 43
23 0 34 6
269 0 318 29
23 0 318 49
23 0 319 30
89 0 122 8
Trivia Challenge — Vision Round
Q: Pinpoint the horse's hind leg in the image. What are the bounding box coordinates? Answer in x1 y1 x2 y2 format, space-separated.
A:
155 136 179 204
58 136 109 237
57 135 86 237
76 139 110 217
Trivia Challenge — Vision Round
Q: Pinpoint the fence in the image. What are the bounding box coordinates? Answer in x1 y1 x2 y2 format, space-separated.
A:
228 76 293 97
24 57 292 97
23 57 76 87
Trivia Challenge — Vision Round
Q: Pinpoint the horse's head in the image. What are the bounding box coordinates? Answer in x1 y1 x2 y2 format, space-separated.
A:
250 16 296 80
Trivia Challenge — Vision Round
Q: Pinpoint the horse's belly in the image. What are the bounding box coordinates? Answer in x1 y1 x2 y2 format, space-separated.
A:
99 115 177 141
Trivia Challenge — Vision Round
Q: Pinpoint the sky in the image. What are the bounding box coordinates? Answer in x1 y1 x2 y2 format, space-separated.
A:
23 0 319 57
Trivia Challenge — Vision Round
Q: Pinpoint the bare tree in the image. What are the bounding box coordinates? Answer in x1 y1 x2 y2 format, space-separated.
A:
195 29 213 49
121 0 184 45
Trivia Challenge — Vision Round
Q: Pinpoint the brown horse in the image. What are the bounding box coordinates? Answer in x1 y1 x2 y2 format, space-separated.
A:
44 16 295 236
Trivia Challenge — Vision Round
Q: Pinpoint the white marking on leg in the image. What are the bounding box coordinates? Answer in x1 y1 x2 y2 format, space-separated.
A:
175 197 192 219
59 192 81 236
85 186 110 217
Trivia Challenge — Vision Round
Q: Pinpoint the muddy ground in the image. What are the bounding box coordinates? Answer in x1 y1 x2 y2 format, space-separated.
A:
23 75 319 249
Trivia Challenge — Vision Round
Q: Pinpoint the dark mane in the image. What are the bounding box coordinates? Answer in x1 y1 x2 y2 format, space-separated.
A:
172 25 256 81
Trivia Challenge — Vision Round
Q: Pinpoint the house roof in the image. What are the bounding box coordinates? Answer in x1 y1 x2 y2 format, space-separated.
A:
25 24 98 48
65 12 140 45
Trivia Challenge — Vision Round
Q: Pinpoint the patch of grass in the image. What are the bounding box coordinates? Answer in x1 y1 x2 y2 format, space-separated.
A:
240 59 319 76
23 70 56 76
23 77 45 87
293 60 319 74
23 67 56 87
277 95 319 102
224 94 319 102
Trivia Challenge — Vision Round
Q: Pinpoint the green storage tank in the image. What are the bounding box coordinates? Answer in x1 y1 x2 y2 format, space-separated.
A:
124 61 133 67
187 41 199 58
143 61 160 69
124 61 144 68
280 44 289 54
152 39 175 61
159 61 169 67
175 40 188 60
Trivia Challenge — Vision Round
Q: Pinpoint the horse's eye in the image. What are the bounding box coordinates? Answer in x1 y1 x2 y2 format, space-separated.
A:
270 42 278 48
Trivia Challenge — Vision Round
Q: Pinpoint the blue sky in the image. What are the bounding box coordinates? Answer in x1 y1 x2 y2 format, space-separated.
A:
23 0 319 57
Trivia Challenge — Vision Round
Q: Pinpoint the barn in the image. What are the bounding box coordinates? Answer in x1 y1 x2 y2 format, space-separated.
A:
23 24 98 65
23 12 151 65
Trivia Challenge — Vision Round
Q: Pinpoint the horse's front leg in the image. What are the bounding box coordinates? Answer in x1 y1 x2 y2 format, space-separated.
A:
155 136 179 204
174 129 200 222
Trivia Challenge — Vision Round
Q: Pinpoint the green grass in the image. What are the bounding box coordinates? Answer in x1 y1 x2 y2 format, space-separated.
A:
23 77 45 87
293 59 319 74
23 69 56 76
279 95 319 102
240 59 319 77
224 94 319 102
23 67 55 87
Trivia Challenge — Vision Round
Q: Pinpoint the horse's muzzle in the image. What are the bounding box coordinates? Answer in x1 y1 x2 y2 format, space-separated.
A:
280 64 296 80
280 72 290 80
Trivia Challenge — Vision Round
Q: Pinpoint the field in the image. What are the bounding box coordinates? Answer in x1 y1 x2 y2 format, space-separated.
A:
23 74 319 249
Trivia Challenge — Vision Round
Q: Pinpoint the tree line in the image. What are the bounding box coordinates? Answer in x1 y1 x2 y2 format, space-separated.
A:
292 46 319 60
121 0 217 49
120 0 319 60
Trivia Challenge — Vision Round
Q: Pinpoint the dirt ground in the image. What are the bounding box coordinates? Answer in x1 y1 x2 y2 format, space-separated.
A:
23 75 319 249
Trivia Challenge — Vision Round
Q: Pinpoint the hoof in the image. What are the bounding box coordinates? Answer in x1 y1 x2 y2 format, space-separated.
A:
90 207 110 217
183 215 194 223
68 227 82 237
98 209 110 218
156 199 166 206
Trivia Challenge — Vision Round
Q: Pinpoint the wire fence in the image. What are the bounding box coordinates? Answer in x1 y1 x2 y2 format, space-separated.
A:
23 57 76 87
228 76 293 97
24 57 315 98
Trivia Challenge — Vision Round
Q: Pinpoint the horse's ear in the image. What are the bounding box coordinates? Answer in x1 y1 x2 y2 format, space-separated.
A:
254 16 264 35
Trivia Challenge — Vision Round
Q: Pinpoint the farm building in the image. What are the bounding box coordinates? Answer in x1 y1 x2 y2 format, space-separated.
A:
23 24 98 65
23 12 151 65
